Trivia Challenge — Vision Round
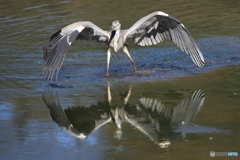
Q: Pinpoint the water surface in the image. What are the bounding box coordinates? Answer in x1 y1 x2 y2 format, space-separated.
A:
0 0 239 159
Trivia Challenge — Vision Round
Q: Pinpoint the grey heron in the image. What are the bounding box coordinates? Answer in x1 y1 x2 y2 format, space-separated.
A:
43 11 205 81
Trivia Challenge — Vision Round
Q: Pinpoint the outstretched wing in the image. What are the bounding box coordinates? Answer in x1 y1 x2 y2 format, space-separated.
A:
43 21 110 81
124 11 205 67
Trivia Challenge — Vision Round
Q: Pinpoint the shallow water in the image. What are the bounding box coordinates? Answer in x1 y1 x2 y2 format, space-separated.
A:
0 0 240 159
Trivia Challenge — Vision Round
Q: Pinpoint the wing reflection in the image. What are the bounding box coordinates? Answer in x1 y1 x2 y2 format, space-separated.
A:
139 89 205 127
43 85 205 148
137 89 205 147
43 89 112 139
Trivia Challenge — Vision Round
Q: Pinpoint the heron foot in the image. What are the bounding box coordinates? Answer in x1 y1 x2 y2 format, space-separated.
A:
133 65 137 72
134 70 154 75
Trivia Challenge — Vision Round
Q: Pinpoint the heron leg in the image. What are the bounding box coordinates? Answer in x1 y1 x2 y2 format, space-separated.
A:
124 86 132 105
107 81 111 104
106 49 111 76
123 46 137 72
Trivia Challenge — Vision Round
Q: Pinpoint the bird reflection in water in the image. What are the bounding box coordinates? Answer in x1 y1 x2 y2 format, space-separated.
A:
43 84 205 148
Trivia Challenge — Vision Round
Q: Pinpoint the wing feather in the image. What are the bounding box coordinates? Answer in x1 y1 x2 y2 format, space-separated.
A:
43 21 110 81
124 11 205 67
139 89 205 124
171 89 205 124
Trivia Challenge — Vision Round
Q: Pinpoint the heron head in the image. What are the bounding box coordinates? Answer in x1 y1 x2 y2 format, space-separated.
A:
108 20 121 32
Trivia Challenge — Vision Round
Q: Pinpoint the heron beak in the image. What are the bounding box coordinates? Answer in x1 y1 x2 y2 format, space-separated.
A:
108 24 119 32
108 27 114 32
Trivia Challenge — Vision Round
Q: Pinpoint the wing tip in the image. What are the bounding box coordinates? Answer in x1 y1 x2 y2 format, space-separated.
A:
197 59 205 67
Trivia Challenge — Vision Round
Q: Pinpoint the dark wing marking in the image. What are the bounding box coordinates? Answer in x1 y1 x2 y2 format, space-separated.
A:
43 89 112 138
43 89 88 139
43 21 110 81
124 11 205 67
42 89 69 128
76 27 108 43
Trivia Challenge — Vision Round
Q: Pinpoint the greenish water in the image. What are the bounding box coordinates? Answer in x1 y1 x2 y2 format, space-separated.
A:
0 0 239 159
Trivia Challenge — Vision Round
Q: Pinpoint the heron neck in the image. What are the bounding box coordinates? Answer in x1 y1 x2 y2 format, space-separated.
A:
114 29 120 39
109 29 121 52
